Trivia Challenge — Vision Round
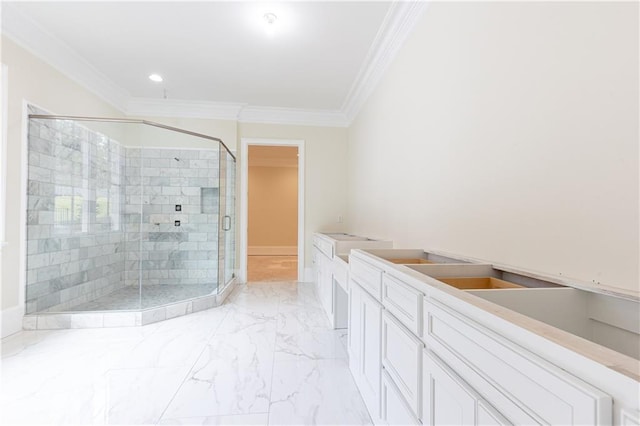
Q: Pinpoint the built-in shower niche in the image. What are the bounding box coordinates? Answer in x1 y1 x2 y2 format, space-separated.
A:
24 112 237 329
201 187 219 214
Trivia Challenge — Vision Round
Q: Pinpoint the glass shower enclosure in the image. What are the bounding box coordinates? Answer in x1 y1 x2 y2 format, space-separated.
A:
25 109 236 323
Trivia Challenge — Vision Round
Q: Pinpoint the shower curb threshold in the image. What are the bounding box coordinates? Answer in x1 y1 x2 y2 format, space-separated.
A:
22 280 238 330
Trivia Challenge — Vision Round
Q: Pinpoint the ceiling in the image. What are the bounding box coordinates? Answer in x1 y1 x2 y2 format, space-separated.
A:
2 1 427 126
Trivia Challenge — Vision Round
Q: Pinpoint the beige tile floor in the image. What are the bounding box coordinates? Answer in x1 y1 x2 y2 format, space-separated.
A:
247 256 298 282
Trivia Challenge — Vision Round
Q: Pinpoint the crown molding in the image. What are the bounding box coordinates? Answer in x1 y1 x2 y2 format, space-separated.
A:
239 105 348 128
1 2 130 112
126 98 245 121
341 1 429 125
1 1 427 128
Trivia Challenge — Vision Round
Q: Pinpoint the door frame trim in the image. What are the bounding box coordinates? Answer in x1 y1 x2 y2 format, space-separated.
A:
239 138 305 282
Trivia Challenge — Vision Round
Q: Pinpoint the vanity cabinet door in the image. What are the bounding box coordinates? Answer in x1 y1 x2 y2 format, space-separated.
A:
422 349 476 426
381 370 420 426
477 401 511 426
381 310 423 417
422 349 511 426
319 255 334 319
358 286 383 420
348 279 362 375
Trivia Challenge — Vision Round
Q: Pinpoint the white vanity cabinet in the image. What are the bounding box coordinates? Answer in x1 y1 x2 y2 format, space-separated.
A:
381 369 421 426
423 297 612 425
348 267 384 422
422 349 510 426
312 233 392 330
381 310 423 417
346 249 636 426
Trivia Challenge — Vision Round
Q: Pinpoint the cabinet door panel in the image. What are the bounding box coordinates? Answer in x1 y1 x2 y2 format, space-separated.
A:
382 370 420 426
359 288 383 419
348 281 361 375
424 298 611 425
381 310 423 417
477 400 511 426
422 350 476 426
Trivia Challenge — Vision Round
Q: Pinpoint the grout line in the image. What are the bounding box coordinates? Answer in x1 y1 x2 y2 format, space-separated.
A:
265 280 292 426
155 305 232 424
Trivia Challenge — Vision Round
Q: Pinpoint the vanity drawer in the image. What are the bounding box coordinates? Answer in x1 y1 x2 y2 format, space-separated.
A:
381 369 420 426
350 256 383 301
423 298 612 425
382 274 423 335
382 310 424 418
313 236 333 259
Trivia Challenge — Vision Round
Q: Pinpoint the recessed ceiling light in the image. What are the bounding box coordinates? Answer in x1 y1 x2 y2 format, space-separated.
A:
148 74 163 83
263 12 278 25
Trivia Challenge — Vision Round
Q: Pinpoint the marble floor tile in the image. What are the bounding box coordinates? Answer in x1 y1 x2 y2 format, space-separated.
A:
1 281 370 425
268 359 372 425
215 304 278 335
162 331 276 418
275 329 348 361
158 413 269 425
279 283 321 310
115 306 228 369
276 305 331 335
105 367 189 424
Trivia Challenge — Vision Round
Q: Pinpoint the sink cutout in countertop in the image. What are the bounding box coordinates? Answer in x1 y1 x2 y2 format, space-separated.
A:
437 277 524 290
389 258 435 265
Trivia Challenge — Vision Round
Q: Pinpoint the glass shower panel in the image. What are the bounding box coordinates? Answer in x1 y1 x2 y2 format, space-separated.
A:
26 112 234 317
218 149 236 291
25 113 140 313
136 124 221 307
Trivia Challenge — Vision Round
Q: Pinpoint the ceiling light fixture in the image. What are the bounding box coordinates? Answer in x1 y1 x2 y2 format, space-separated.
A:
148 74 163 83
263 12 278 25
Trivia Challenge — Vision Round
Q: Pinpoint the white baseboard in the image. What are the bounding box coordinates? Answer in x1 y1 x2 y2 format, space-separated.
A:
1 305 24 338
248 246 297 256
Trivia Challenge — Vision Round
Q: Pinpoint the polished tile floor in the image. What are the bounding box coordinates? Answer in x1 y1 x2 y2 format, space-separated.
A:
247 256 298 282
0 282 370 425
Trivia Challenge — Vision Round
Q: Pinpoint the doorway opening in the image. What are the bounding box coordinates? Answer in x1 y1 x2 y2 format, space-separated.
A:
241 140 304 282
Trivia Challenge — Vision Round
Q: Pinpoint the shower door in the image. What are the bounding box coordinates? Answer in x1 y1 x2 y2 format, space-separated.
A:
218 149 236 290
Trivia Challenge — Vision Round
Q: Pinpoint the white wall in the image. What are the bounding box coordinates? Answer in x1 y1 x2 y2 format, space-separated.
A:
239 122 348 271
347 2 639 292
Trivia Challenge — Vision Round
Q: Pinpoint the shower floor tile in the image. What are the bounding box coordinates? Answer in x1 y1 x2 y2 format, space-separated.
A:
67 284 216 311
1 282 370 425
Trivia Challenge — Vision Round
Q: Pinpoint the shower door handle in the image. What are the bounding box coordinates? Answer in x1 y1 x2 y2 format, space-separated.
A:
222 215 231 231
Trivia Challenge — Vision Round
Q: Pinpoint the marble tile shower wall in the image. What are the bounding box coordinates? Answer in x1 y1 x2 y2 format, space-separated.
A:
26 118 126 314
123 148 220 289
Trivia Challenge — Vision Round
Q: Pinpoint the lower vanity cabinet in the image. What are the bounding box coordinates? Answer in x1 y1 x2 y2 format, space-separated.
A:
348 278 384 422
381 310 423 418
423 298 612 425
348 279 361 373
422 349 510 426
358 285 384 420
317 253 333 320
382 369 421 426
